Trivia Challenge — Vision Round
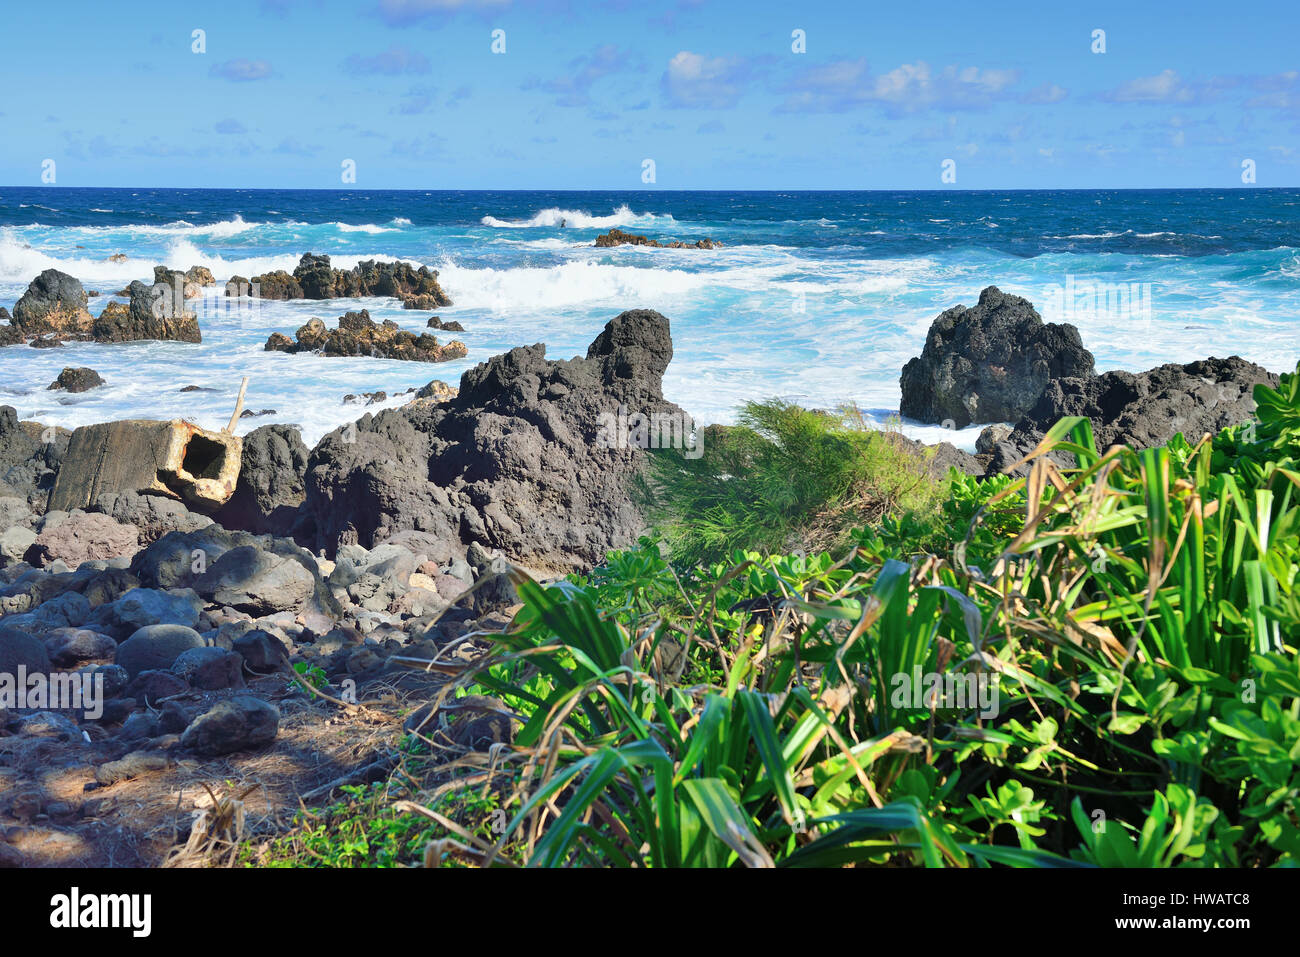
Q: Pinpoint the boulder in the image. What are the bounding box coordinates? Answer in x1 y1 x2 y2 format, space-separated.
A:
0 625 51 676
125 669 189 702
47 367 105 393
90 490 212 544
300 308 687 571
186 265 216 286
985 356 1280 474
0 307 19 346
114 623 205 679
415 380 457 402
0 406 66 508
152 266 202 300
11 269 93 337
193 544 331 617
128 526 244 590
44 628 117 666
231 629 290 674
87 588 203 639
91 280 201 343
246 270 302 300
900 286 1095 428
0 526 36 567
171 646 244 690
24 511 139 568
180 696 279 755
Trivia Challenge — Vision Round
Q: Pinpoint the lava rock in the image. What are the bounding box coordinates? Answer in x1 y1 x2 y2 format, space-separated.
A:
213 424 309 536
986 356 1280 475
900 286 1095 428
11 269 93 338
24 511 139 568
171 646 245 690
180 696 279 755
231 629 290 674
44 627 117 666
114 623 205 678
47 367 105 393
301 309 687 572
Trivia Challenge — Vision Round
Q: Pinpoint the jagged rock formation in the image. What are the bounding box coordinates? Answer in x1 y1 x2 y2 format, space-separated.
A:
298 309 686 571
900 286 1095 428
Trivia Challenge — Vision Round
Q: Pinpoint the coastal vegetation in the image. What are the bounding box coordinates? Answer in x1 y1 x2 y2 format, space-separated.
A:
255 365 1300 868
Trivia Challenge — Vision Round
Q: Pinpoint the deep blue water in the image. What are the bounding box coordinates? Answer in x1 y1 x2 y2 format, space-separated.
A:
1 187 1297 446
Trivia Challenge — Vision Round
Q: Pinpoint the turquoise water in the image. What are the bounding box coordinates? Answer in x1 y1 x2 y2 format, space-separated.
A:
1 188 1297 447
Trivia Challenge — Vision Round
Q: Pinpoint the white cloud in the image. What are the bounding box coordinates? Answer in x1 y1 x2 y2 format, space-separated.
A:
662 51 752 108
783 59 1023 114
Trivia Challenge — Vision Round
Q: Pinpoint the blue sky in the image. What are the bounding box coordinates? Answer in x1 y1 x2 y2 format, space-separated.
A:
1 0 1297 189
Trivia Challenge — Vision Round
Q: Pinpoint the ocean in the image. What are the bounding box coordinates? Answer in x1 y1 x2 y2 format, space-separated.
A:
2 187 1297 448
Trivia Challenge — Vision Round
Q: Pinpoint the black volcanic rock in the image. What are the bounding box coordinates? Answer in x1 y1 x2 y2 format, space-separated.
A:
250 254 452 305
47 367 105 393
11 269 93 338
214 425 310 536
900 286 1095 428
0 308 20 346
983 356 1279 474
0 406 66 508
92 280 201 343
297 308 686 571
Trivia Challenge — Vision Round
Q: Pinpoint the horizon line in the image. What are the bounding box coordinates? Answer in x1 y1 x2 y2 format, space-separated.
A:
2 185 1298 194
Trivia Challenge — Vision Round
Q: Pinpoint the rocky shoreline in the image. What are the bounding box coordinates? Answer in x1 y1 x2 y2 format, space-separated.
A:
0 253 455 349
0 285 1277 866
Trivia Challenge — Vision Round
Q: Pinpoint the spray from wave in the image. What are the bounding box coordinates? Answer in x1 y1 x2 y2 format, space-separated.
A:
479 205 671 229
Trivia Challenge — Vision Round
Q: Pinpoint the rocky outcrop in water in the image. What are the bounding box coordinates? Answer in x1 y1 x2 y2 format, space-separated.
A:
92 279 202 343
0 308 18 346
47 368 105 393
264 310 466 363
298 309 685 571
151 265 215 300
248 254 452 306
900 287 1095 429
10 270 93 339
594 228 721 249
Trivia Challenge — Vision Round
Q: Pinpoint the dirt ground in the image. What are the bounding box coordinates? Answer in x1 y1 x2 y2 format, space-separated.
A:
0 666 451 868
